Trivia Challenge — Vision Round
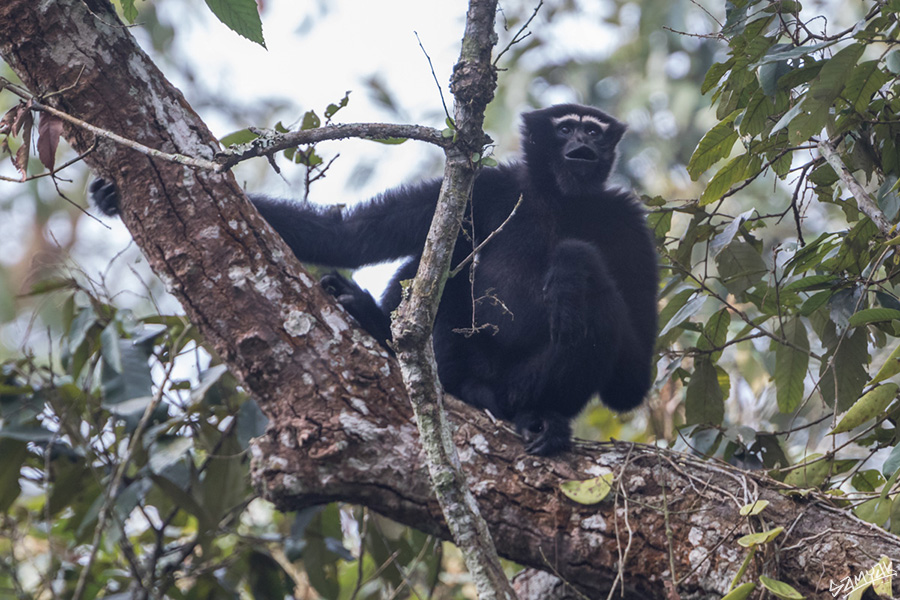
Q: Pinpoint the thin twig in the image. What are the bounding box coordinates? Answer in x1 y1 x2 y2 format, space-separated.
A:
493 1 544 66
449 194 522 277
414 32 452 124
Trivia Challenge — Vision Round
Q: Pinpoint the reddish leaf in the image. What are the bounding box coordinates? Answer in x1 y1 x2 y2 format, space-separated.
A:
11 99 33 136
37 114 63 171
0 104 22 135
14 110 33 181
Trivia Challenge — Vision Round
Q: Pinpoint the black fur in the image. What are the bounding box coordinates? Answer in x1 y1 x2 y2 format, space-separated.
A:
90 104 658 456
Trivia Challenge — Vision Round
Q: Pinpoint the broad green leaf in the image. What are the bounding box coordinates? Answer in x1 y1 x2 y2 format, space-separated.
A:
301 110 321 130
855 496 891 526
871 342 900 384
776 318 809 413
883 443 900 478
887 49 900 74
741 91 775 133
686 358 725 426
781 275 839 293
757 58 791 96
753 41 834 66
848 307 900 327
148 436 194 475
852 469 886 492
560 473 614 504
843 60 892 113
710 208 757 258
808 43 865 105
722 582 756 600
700 154 752 205
204 0 266 48
659 291 707 337
739 499 769 516
219 128 260 147
872 557 893 595
737 526 783 547
786 101 828 145
121 0 138 23
820 327 869 412
702 59 734 94
830 383 897 434
716 241 767 296
697 309 731 357
759 575 805 599
687 111 740 179
0 439 26 512
783 454 830 488
769 102 805 136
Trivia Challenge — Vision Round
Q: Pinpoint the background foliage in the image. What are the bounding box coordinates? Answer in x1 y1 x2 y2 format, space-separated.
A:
3 0 900 597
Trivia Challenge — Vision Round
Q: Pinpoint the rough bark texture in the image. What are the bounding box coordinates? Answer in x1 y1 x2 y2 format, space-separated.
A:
4 1 900 599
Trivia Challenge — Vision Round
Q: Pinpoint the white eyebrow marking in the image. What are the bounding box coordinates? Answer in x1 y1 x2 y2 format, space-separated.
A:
551 114 610 130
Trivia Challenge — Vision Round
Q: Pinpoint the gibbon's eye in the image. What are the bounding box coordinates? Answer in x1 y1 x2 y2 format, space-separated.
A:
585 125 602 136
557 124 572 135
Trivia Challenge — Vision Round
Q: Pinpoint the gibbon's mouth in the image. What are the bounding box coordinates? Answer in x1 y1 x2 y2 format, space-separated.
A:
564 145 599 162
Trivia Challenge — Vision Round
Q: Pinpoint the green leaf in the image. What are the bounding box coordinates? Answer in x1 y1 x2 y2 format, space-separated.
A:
855 496 892 526
758 575 805 600
659 293 707 337
820 327 869 412
700 154 752 205
883 443 900 478
843 60 892 114
739 499 769 516
848 307 900 327
219 128 260 147
716 241 767 296
809 43 865 105
783 454 830 488
853 469 886 492
887 49 900 74
0 439 26 512
687 111 740 179
871 342 900 385
121 0 138 23
781 275 839 293
301 110 321 130
722 582 756 600
559 473 614 504
831 383 898 434
753 41 834 66
737 526 783 547
204 0 266 48
697 309 731 357
776 318 810 413
740 91 775 134
686 358 725 426
757 58 791 96
702 59 734 94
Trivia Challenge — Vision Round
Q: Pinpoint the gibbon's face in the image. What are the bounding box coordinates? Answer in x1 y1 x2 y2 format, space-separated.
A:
552 112 623 187
522 105 626 196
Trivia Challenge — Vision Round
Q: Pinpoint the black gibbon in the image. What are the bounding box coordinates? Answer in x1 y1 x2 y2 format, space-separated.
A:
90 103 658 456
